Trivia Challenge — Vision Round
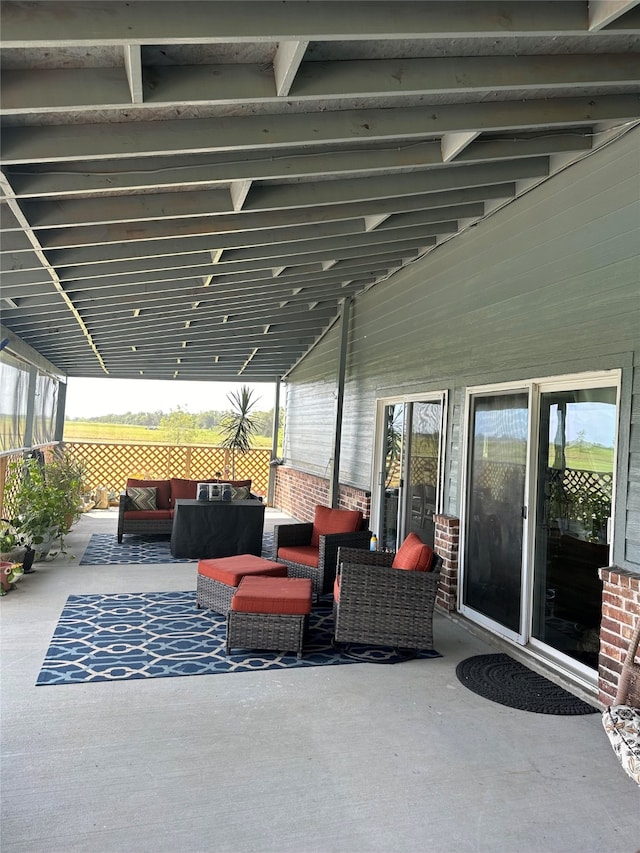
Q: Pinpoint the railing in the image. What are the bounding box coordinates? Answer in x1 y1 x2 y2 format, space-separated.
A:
54 441 272 497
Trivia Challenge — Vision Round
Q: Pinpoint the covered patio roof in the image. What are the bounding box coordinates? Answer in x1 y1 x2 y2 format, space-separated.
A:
1 1 639 382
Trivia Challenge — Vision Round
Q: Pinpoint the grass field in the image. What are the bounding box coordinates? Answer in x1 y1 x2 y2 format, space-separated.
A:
64 420 272 447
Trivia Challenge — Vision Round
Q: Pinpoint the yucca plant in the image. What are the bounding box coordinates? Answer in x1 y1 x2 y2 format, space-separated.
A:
219 386 259 478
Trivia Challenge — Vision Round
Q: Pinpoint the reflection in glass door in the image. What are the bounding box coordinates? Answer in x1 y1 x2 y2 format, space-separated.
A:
532 386 616 670
463 392 529 638
377 397 444 551
405 401 444 546
380 403 404 552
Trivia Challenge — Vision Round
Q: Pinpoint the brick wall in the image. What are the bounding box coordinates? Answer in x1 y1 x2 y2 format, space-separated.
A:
434 514 460 612
598 566 640 707
273 466 371 521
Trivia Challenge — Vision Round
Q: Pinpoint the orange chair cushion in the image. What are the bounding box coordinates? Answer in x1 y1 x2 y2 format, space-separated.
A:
333 573 341 602
126 478 171 510
310 505 363 548
123 509 172 521
198 554 287 587
231 576 312 615
277 545 320 569
392 532 434 571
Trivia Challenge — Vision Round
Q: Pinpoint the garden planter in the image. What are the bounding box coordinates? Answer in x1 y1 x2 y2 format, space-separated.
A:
0 561 24 595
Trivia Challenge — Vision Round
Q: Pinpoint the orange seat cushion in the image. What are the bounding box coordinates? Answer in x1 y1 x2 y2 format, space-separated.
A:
333 573 341 602
277 545 320 569
123 509 172 521
231 576 312 615
126 478 171 510
392 532 434 571
310 505 363 547
198 554 287 587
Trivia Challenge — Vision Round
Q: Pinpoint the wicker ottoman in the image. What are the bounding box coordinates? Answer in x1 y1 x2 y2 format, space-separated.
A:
226 576 313 660
196 554 288 614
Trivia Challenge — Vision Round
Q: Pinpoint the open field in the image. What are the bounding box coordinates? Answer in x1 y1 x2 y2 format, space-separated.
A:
64 420 272 448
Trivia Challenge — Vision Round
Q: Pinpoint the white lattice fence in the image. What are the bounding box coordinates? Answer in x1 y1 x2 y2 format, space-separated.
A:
63 442 271 496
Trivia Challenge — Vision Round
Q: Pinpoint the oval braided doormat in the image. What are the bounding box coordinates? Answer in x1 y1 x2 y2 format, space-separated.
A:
455 653 599 715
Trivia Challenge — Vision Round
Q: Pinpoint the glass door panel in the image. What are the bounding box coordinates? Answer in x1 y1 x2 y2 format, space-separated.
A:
380 403 404 552
405 400 442 548
532 386 616 669
463 392 529 636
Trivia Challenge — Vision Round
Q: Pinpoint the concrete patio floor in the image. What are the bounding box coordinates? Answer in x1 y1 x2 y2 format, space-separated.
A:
1 508 638 853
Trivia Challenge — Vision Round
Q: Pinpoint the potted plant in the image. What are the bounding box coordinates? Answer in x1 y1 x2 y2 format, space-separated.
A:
0 561 24 595
4 451 85 561
219 386 260 478
0 519 35 572
46 449 86 533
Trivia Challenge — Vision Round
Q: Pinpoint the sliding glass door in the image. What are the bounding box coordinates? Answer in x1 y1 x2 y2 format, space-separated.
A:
461 373 619 673
531 385 616 669
376 395 445 552
462 391 529 639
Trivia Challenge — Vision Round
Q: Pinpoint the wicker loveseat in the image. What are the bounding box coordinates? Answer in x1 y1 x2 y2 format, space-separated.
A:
117 477 258 542
273 505 370 599
333 540 442 650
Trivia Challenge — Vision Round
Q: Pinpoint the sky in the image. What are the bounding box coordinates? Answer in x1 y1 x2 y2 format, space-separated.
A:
64 377 277 419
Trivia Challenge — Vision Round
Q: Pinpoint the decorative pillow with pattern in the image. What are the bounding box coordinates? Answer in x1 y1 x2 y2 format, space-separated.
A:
126 486 157 511
230 485 250 501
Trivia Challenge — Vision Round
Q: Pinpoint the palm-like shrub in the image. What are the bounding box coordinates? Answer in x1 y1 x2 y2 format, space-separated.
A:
219 386 259 478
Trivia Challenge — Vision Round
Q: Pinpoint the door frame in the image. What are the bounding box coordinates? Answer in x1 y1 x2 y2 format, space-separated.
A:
459 369 621 680
371 391 448 547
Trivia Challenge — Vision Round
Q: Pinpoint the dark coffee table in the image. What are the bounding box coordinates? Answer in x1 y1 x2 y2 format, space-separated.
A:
170 499 266 559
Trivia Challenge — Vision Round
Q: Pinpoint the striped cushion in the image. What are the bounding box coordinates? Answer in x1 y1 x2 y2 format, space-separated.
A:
126 486 157 511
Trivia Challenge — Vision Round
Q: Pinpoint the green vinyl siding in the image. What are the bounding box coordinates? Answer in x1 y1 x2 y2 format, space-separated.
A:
284 127 640 570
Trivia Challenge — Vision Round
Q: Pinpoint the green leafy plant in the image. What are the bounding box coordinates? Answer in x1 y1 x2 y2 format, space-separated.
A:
4 450 86 559
219 386 260 478
0 520 31 556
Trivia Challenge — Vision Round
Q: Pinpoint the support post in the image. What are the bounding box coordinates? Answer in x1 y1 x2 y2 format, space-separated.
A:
329 298 351 508
267 378 281 507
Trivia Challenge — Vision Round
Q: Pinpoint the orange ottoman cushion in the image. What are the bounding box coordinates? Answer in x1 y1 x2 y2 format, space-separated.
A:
198 555 287 587
231 576 312 615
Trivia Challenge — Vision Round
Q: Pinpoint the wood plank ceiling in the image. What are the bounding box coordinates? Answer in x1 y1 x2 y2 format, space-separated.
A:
1 1 639 382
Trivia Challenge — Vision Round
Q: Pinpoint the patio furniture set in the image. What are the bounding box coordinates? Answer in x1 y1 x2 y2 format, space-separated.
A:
195 507 442 661
119 484 443 660
117 476 260 545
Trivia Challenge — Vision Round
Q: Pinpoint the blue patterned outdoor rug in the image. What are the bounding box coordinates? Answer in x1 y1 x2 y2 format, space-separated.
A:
79 531 275 565
36 591 441 685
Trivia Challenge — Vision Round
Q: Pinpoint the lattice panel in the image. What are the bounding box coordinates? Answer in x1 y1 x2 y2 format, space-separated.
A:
62 442 271 496
409 456 439 484
474 460 521 501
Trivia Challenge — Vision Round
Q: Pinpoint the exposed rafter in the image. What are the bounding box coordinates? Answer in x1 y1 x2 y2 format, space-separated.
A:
1 0 639 380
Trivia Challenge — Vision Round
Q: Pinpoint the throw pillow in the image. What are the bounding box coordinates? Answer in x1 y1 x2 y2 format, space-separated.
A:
311 505 364 548
230 485 250 501
126 479 171 510
126 486 157 511
392 532 434 571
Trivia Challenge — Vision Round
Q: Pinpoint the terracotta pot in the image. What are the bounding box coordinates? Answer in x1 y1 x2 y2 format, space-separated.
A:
0 561 15 594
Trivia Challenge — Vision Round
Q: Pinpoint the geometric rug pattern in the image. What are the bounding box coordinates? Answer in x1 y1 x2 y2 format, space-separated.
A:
35 591 440 685
79 531 275 565
36 591 352 684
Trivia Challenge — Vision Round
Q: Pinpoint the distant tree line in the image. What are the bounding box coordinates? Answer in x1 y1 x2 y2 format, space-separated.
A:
67 407 283 439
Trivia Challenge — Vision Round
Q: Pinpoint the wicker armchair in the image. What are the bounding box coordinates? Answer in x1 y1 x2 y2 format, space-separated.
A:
333 547 442 650
273 518 370 600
